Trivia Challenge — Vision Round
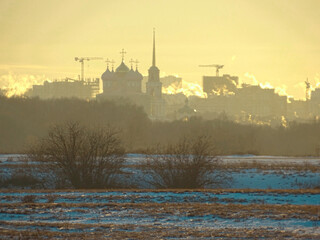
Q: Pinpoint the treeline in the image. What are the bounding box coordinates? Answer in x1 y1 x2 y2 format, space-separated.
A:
1 96 320 156
0 96 150 153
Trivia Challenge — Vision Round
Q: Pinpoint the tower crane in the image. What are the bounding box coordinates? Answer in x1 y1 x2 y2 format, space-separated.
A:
305 78 311 101
199 64 224 77
75 57 103 81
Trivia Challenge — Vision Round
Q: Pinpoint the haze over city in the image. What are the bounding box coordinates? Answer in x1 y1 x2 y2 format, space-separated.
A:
0 0 319 99
1 1 320 239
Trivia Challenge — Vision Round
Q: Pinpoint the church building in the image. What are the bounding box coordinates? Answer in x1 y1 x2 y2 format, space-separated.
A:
97 30 166 119
101 50 143 94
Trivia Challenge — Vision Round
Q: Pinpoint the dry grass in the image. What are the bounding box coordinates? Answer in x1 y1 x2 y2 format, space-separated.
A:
0 202 319 220
21 195 36 203
0 222 318 239
1 188 319 194
3 161 320 171
217 161 320 172
1 189 319 239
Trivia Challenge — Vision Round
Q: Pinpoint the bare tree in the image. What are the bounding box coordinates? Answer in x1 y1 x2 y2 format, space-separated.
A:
29 122 125 188
142 136 226 188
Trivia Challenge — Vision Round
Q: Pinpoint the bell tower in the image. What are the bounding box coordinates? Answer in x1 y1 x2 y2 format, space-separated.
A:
146 29 162 98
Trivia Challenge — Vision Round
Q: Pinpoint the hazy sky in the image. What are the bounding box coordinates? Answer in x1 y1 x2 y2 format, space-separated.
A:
0 0 319 99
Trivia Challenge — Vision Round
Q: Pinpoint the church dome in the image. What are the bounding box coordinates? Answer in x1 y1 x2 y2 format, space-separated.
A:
135 69 143 81
126 68 137 81
116 62 130 73
178 99 195 115
101 68 114 81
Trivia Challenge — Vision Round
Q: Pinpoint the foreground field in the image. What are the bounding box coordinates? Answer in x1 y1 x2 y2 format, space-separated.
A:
0 155 319 238
1 154 320 189
0 189 319 239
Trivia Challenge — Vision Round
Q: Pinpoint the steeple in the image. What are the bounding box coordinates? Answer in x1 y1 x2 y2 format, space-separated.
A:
147 28 162 99
152 28 156 67
146 28 164 118
148 28 160 82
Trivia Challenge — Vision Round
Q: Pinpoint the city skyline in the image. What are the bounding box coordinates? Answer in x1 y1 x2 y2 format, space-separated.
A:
0 0 319 99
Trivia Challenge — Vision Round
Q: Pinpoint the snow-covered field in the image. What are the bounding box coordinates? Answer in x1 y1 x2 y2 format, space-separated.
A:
2 153 320 165
122 153 320 164
1 189 319 205
0 154 319 238
1 154 319 189
0 190 319 239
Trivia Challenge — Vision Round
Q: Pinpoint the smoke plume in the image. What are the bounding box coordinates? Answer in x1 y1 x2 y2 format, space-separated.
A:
0 72 48 97
162 81 207 98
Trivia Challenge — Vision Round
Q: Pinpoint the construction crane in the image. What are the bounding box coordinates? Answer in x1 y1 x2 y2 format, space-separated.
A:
199 64 224 77
305 78 311 101
75 57 103 81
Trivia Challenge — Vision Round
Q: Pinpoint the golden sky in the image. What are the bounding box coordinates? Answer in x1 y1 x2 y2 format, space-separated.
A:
0 0 319 99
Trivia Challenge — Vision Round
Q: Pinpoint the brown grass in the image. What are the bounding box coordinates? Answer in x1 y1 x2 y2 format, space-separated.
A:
0 202 318 220
217 161 320 172
0 222 318 239
1 188 319 194
1 190 319 239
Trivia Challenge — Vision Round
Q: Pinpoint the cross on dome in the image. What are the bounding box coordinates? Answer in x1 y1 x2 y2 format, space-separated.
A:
129 59 135 69
105 58 110 69
111 59 115 71
120 49 127 62
135 59 140 70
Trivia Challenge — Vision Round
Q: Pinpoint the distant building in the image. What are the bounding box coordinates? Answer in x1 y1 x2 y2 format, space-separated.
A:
189 84 287 122
287 87 320 120
176 98 196 121
162 93 187 118
26 78 99 100
287 99 309 120
189 94 234 115
0 89 5 96
97 30 166 119
143 75 182 94
101 57 143 95
203 74 239 96
310 88 320 117
146 30 166 118
234 84 287 118
97 56 151 115
161 75 182 88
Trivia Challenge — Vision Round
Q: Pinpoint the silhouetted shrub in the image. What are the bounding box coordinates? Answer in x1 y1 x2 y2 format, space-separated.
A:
142 136 227 188
0 170 40 188
6 174 39 187
29 122 125 189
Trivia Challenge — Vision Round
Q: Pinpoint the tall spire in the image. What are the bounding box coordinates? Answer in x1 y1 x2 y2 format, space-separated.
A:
152 28 156 66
